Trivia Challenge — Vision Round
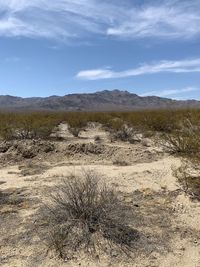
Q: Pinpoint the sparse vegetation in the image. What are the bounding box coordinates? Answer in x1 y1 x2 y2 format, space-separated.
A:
0 112 61 140
0 108 200 160
175 162 200 200
1 108 200 266
66 113 87 137
37 171 138 259
110 125 137 143
163 118 200 159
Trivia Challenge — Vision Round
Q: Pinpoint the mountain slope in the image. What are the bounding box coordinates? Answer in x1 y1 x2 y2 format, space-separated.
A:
0 90 200 111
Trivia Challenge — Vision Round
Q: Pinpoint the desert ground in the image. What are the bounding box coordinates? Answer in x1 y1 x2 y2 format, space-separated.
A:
0 123 200 267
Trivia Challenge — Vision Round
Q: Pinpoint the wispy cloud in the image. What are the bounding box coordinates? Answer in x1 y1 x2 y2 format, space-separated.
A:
0 1 200 41
140 87 199 98
107 1 200 39
76 58 200 80
0 0 117 40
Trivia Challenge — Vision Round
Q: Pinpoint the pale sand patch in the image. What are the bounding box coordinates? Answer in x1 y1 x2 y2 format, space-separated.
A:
160 239 200 267
43 156 181 193
0 166 26 189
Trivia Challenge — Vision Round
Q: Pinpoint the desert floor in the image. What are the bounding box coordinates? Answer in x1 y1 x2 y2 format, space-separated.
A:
0 123 200 267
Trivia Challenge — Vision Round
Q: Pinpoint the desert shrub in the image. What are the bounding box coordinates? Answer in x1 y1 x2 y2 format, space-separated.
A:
163 119 200 158
64 113 87 129
65 113 88 137
110 125 138 143
0 112 60 140
88 112 112 125
1 109 200 143
0 124 14 140
20 113 60 139
175 163 200 200
141 110 178 133
37 171 138 259
108 118 125 131
0 113 16 140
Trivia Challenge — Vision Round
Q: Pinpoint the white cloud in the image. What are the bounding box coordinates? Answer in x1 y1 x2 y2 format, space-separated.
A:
0 1 200 40
140 87 199 97
76 58 200 80
76 68 114 80
107 1 200 39
0 0 118 40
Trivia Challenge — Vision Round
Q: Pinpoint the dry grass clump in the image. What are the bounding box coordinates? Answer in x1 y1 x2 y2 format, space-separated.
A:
37 171 138 259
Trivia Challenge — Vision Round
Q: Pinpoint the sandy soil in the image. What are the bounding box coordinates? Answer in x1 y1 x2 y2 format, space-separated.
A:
0 124 199 267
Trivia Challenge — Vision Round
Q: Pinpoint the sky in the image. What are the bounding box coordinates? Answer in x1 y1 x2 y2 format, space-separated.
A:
0 0 200 99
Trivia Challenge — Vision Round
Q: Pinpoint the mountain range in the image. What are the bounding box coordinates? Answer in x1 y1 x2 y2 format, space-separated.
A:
0 90 200 111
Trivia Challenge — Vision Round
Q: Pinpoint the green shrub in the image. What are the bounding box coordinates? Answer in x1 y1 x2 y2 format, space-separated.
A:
1 108 200 145
0 112 60 140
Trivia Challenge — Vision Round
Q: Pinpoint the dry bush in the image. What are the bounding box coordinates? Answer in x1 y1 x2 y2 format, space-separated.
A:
175 163 200 200
0 114 16 140
141 110 178 133
163 119 200 158
36 171 138 259
110 125 139 143
88 112 112 125
0 112 61 140
108 117 125 131
1 109 200 143
65 115 88 137
16 113 60 140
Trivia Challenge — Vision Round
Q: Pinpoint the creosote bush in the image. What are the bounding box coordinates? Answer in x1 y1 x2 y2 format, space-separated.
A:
110 125 138 143
0 112 61 140
37 171 139 259
1 108 200 149
163 119 200 159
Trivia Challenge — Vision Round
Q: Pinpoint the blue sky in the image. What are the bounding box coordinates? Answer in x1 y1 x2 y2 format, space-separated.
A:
0 0 200 99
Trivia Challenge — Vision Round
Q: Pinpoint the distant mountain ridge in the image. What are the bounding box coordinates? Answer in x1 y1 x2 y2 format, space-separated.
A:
0 89 200 111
